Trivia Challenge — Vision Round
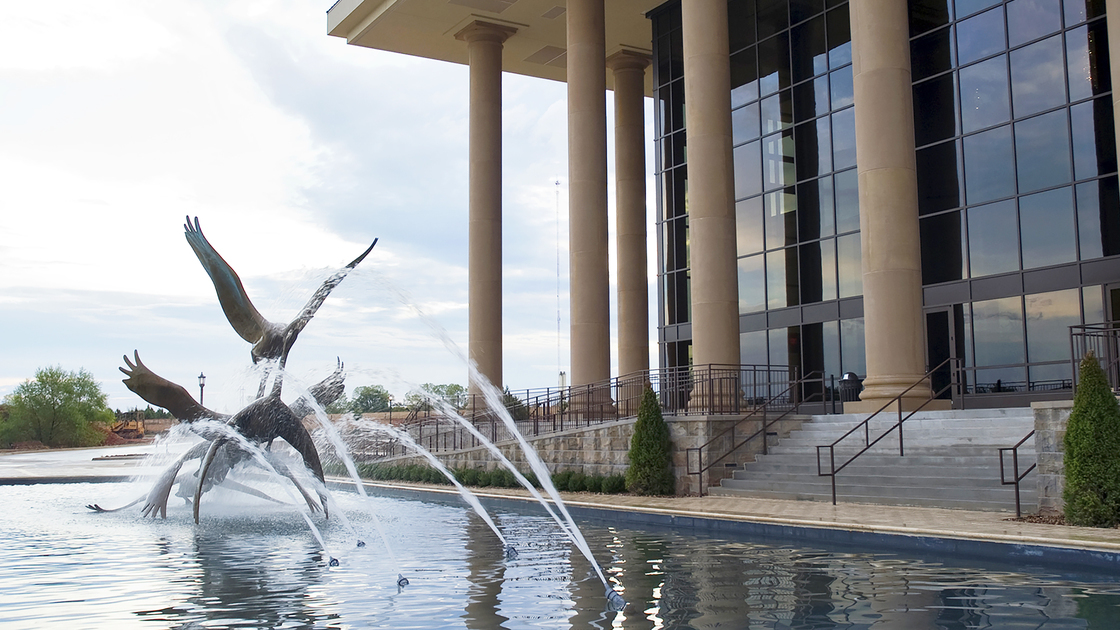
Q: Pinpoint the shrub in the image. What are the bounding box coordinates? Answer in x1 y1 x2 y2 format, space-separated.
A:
602 474 626 494
584 475 603 493
568 472 587 492
524 471 540 488
552 470 573 492
1064 351 1120 527
626 386 676 496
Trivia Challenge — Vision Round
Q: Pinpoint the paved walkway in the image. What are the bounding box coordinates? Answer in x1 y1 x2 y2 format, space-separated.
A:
3 445 1119 555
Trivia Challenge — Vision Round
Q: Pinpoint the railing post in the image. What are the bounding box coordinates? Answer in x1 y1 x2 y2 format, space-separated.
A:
898 403 905 457
830 447 837 505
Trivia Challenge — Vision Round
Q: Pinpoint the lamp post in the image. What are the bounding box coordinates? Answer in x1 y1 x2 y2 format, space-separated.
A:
198 372 206 406
388 395 394 423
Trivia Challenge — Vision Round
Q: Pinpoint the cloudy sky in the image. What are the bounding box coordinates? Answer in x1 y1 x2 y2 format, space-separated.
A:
0 0 656 413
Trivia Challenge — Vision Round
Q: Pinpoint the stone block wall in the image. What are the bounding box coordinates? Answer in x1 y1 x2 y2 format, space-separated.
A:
1032 400 1073 516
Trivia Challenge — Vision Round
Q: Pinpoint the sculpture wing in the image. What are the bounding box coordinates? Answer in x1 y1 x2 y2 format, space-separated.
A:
120 351 226 423
281 239 378 354
184 216 273 345
277 419 325 483
289 358 345 419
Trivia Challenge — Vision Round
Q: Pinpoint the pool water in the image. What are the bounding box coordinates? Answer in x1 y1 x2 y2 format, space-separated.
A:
1 482 1118 629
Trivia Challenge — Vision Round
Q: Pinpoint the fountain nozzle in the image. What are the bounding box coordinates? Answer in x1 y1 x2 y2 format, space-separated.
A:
396 574 409 587
356 540 366 548
605 587 626 611
328 557 340 567
504 544 518 560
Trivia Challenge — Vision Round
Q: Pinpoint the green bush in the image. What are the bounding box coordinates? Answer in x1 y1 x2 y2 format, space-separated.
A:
552 470 573 492
457 468 480 486
568 472 587 492
626 386 676 496
584 475 603 493
1064 352 1120 527
602 474 626 494
524 471 540 488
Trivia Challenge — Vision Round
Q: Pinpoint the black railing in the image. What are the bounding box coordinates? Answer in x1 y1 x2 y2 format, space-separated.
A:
1070 322 1120 391
816 357 963 505
366 363 811 459
998 430 1037 519
686 371 826 496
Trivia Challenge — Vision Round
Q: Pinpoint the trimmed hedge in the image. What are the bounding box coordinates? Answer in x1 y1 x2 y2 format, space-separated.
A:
1063 352 1120 527
625 386 675 496
356 463 627 494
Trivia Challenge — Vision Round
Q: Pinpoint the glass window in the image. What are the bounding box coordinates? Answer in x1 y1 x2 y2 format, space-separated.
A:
758 0 790 39
765 188 798 247
974 366 1026 391
831 106 856 170
1083 285 1105 323
737 196 764 255
967 199 1019 276
761 90 794 134
911 0 953 37
1019 187 1077 269
664 216 690 272
1077 179 1104 259
1014 109 1072 193
734 140 763 199
955 0 1001 20
912 26 954 82
1029 363 1073 390
964 125 1015 204
959 56 1010 133
971 296 1025 366
732 102 761 146
917 140 964 215
767 248 800 308
834 169 860 233
1006 0 1062 48
1025 289 1081 363
759 32 791 95
731 47 760 109
837 232 863 298
793 74 830 122
1010 35 1066 118
956 7 1005 65
739 254 767 313
798 177 835 240
840 317 866 375
790 0 825 24
914 74 958 145
1064 0 1106 26
791 15 827 83
822 320 841 380
795 118 831 180
728 0 759 53
826 5 851 68
763 131 796 190
800 240 838 303
1066 22 1112 102
665 270 691 324
920 210 966 284
769 326 798 368
741 329 768 366
1070 98 1117 181
829 67 854 110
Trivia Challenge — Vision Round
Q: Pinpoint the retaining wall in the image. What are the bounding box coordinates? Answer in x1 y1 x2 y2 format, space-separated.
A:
1032 400 1073 516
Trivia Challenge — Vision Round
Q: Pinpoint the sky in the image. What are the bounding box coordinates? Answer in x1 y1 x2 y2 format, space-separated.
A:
0 0 657 414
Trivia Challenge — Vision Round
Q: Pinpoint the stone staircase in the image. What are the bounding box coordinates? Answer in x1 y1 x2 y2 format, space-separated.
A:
710 408 1038 512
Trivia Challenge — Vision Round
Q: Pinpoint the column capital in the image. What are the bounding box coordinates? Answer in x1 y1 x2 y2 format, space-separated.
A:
455 20 517 45
606 50 650 73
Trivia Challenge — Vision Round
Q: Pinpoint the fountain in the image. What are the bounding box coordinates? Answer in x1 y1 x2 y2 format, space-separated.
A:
87 217 625 609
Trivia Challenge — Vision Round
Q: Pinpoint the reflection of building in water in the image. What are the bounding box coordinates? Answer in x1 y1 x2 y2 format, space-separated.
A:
462 513 510 630
329 0 1120 412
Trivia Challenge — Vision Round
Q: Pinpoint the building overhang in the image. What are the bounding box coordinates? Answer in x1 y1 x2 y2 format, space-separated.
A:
327 0 663 94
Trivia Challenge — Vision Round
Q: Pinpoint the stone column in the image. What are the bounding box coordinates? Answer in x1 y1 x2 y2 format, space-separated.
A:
457 21 516 394
567 0 611 388
846 0 935 411
681 1 740 369
607 51 650 416
681 1 741 411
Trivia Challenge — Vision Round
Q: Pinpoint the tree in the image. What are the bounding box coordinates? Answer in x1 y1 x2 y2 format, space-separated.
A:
324 394 350 415
626 386 675 496
1063 351 1120 527
349 385 391 415
1 366 115 448
404 383 467 410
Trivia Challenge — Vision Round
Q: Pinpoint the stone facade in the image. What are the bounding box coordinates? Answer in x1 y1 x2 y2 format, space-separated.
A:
1032 400 1074 516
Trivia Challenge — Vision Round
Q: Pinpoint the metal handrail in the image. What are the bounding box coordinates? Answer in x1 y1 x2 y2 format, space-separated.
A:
686 371 825 496
816 357 962 505
999 430 1037 519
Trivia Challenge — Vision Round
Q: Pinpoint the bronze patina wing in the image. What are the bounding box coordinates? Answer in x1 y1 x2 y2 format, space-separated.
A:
120 351 226 423
183 216 273 346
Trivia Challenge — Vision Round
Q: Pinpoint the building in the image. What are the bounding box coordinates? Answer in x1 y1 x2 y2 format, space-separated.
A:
328 0 1120 410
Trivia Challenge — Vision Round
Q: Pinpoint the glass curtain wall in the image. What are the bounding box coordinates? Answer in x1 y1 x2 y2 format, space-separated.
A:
912 0 1119 394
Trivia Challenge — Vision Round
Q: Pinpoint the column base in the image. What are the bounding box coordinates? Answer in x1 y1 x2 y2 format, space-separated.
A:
842 374 952 413
843 398 952 413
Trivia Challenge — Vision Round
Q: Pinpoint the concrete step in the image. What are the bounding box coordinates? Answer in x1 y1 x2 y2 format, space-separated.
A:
735 461 1026 478
708 485 1036 512
765 444 1034 456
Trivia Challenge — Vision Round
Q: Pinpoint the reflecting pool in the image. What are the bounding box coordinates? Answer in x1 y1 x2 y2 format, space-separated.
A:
1 482 1118 629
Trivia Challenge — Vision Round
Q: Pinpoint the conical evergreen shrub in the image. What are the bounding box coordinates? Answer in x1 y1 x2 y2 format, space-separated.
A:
625 386 675 495
1063 351 1120 527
